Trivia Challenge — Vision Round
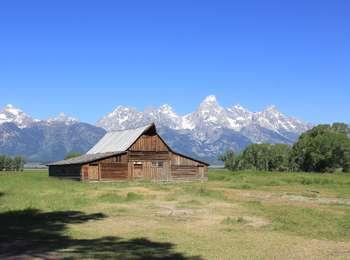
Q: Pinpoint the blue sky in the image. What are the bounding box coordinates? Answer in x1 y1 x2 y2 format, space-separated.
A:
0 0 349 124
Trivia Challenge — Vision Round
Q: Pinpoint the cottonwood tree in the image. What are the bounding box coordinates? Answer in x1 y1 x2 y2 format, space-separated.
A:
0 155 5 171
290 123 350 172
13 156 25 171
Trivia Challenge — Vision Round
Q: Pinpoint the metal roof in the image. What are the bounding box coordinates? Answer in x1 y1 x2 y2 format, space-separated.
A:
48 152 124 166
86 124 154 154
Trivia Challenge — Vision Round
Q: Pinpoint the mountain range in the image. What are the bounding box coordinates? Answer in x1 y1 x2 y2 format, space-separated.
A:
0 96 312 164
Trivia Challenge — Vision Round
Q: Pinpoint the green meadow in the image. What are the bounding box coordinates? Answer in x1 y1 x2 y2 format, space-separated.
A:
1 169 350 259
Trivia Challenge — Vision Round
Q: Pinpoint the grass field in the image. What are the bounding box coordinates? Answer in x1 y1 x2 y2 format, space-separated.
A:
1 169 350 259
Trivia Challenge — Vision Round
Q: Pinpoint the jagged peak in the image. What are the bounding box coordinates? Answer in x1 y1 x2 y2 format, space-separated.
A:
202 95 218 104
107 106 138 117
47 112 78 123
158 104 177 115
159 104 173 111
5 104 15 109
3 104 24 114
230 104 251 112
113 105 134 111
233 104 244 109
265 105 277 111
261 105 284 116
0 104 34 128
199 95 223 113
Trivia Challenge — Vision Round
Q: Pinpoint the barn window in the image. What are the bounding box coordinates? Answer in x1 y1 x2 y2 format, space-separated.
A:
152 161 164 168
134 162 143 169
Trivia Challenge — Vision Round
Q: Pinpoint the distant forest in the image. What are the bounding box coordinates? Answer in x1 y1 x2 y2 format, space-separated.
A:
0 155 25 172
220 123 350 173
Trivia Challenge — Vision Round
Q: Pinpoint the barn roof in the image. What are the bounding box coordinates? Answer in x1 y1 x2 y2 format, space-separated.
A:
86 124 155 154
48 152 125 166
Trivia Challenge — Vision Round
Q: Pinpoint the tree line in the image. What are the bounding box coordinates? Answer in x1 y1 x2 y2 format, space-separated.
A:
0 155 26 172
219 123 350 173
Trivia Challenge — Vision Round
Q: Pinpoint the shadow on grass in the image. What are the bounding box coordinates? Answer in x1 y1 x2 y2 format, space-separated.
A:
0 208 201 259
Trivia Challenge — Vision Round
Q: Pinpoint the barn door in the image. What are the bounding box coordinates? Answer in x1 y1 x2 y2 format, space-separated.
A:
198 165 204 178
82 166 88 180
133 162 143 179
88 164 99 180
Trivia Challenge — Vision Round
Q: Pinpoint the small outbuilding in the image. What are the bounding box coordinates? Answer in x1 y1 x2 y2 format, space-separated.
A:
48 123 209 181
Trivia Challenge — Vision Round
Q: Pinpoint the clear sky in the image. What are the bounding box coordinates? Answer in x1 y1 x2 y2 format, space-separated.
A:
0 0 349 124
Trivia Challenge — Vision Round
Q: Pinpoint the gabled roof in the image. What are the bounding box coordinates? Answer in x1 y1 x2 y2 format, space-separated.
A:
48 152 125 166
87 124 155 154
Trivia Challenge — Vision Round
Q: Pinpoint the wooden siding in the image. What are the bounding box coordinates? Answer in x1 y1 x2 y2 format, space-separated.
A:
97 154 128 163
88 165 99 180
49 165 81 179
100 162 128 180
129 134 169 152
129 161 170 181
129 151 170 161
171 153 202 166
170 152 208 181
171 165 199 180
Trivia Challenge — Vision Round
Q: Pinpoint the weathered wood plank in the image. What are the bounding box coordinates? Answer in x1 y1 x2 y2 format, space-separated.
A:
100 163 128 180
129 134 169 152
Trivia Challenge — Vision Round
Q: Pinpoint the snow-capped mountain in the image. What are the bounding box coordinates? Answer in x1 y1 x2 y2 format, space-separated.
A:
94 95 312 163
96 95 311 143
96 106 147 131
0 105 104 162
0 104 36 128
0 105 79 127
0 99 312 164
253 105 309 134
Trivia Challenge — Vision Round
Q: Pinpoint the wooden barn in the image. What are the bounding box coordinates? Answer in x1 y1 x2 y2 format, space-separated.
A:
48 123 209 182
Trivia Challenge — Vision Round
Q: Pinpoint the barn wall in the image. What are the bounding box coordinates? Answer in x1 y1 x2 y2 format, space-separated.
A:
82 163 100 180
171 153 201 166
97 154 128 163
49 165 81 180
170 153 208 181
127 151 170 181
81 154 129 181
100 162 128 180
127 134 172 181
129 134 169 152
79 154 130 181
127 135 208 182
129 161 170 181
170 165 208 181
129 151 170 161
